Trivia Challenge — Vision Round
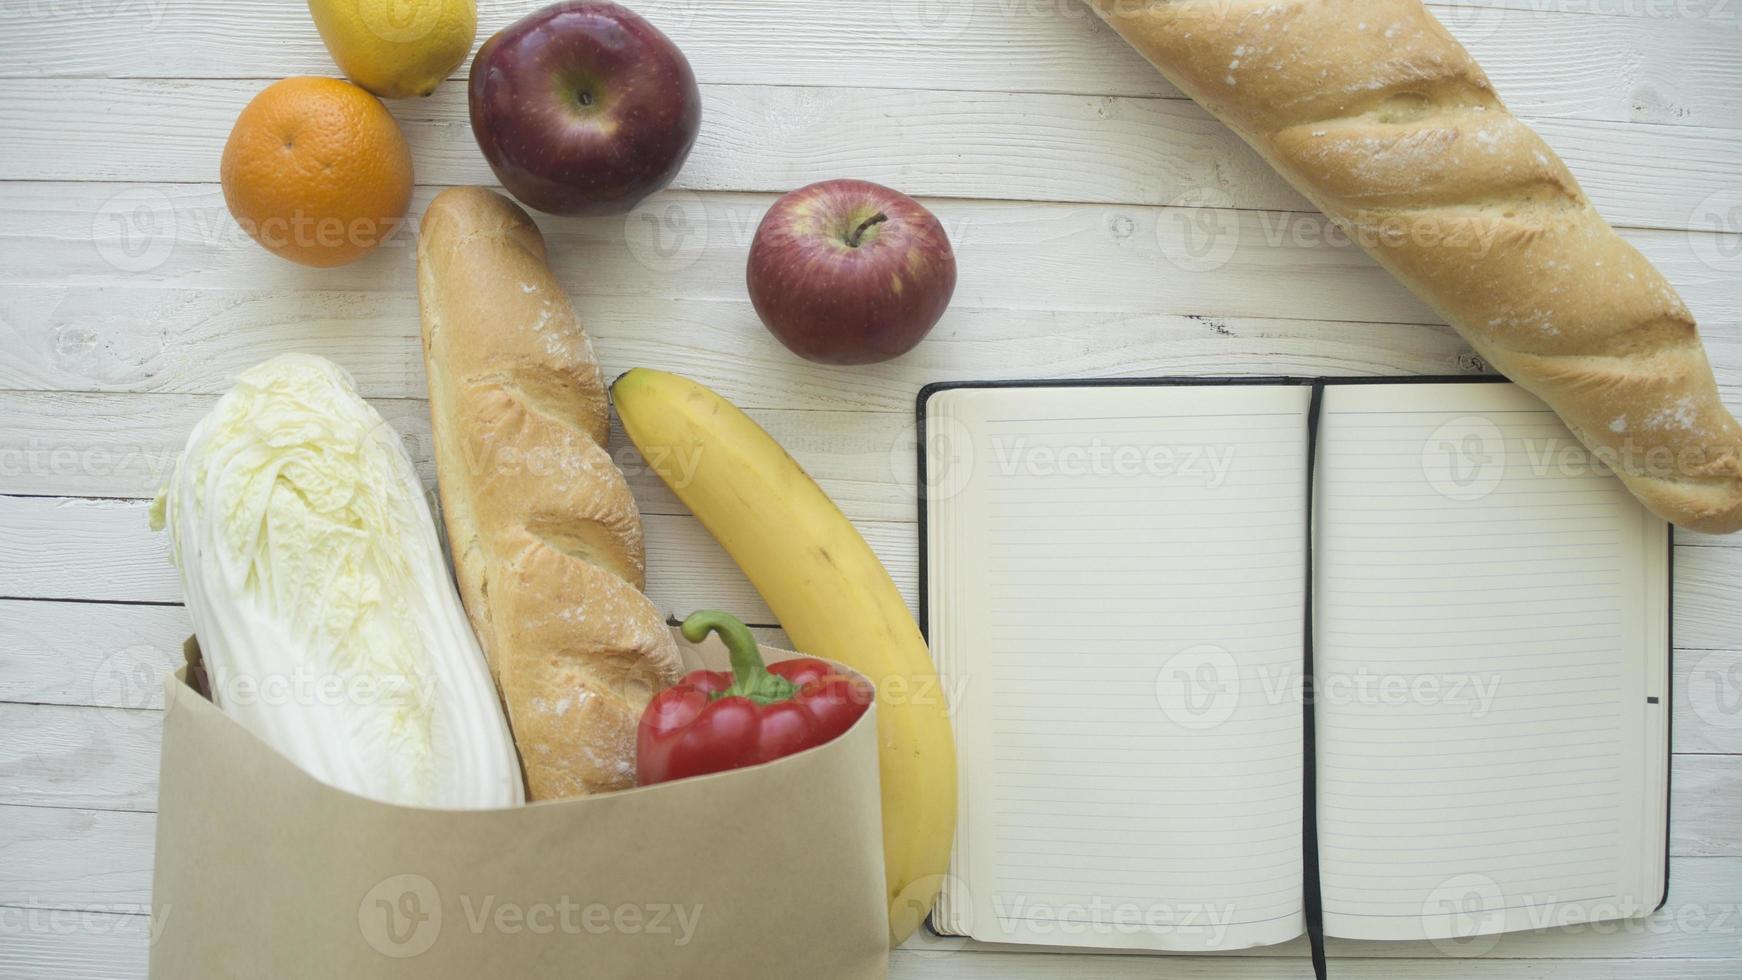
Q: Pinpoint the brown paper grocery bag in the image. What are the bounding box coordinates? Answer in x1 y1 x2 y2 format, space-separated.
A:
149 633 889 979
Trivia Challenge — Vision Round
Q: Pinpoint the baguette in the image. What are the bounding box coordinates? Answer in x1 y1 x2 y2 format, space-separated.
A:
1088 0 1742 532
417 186 682 799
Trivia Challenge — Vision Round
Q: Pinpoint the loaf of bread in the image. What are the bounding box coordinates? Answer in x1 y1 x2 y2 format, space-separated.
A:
1087 0 1742 533
417 186 683 798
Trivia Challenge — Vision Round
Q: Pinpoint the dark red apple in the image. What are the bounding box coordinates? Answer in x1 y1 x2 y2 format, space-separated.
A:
747 180 957 365
468 1 701 216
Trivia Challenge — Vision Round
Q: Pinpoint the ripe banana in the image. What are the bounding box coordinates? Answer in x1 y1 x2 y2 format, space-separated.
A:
612 368 957 946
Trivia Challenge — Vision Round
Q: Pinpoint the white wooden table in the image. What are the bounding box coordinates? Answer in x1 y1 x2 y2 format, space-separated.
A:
2 0 1740 976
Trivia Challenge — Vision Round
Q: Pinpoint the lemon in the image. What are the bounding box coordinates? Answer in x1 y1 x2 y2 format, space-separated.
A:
308 0 477 99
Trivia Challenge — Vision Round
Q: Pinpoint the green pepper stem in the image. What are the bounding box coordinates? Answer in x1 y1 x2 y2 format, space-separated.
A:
681 610 798 705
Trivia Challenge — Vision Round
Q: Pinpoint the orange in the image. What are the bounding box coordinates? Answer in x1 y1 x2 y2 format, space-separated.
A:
220 77 414 268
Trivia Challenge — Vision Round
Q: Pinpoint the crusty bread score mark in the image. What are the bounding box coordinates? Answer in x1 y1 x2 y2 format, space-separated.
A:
1089 0 1742 531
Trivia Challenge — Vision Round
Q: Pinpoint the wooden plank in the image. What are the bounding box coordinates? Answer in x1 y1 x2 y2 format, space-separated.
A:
0 494 917 623
0 391 927 522
5 490 1740 631
1675 546 1742 653
1674 755 1742 857
0 285 429 399
0 0 1735 130
8 383 1742 541
0 285 1484 405
0 390 425 500
2 79 1735 230
0 906 152 980
0 805 155 910
1677 649 1742 754
0 391 218 499
0 600 189 709
0 498 180 603
0 79 1303 214
5 184 1740 333
1 286 1738 413
0 704 160 812
0 183 1428 325
8 381 1742 538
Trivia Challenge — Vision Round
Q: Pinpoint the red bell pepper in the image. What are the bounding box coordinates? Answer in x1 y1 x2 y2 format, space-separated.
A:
636 610 873 786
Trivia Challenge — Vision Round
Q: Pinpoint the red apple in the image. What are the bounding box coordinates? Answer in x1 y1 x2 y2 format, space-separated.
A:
468 1 701 216
747 180 957 365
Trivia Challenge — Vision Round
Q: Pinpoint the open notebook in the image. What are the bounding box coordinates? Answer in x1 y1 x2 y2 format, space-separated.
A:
920 378 1670 958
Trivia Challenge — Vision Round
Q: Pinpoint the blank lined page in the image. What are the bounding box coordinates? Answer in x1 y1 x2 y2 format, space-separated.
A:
1313 382 1669 943
926 383 1311 952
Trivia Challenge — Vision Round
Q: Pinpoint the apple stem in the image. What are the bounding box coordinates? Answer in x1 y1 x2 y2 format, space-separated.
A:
847 213 889 248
